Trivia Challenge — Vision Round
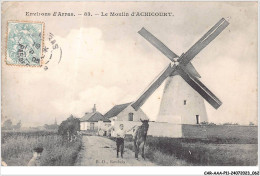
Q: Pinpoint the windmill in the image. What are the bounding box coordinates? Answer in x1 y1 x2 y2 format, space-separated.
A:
131 18 229 125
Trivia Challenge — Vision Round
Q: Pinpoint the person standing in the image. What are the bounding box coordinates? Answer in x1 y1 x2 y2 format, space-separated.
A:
115 124 127 158
108 124 132 158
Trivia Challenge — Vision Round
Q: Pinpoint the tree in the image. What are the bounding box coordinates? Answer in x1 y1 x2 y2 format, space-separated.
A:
2 119 13 130
44 123 58 130
249 122 255 126
58 115 80 141
13 120 22 130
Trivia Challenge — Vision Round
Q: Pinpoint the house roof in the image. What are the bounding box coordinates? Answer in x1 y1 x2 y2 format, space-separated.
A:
80 112 110 122
104 102 132 119
102 117 111 122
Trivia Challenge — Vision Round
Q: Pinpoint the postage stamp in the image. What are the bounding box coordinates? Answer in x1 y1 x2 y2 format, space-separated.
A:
5 21 44 67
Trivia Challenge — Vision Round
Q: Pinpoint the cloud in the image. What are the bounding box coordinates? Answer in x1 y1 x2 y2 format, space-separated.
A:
51 85 125 117
2 26 168 126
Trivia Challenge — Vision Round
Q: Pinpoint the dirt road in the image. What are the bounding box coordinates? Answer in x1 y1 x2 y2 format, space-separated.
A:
75 135 156 166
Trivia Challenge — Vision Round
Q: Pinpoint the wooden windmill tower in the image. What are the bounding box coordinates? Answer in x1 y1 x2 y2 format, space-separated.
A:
131 18 229 125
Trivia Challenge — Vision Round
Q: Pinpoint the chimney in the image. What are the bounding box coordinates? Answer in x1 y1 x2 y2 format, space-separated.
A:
92 104 96 113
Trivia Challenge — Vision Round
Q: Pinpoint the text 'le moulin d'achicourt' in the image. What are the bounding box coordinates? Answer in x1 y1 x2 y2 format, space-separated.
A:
25 11 174 17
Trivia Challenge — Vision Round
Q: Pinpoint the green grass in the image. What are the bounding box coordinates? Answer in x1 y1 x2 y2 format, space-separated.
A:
123 135 258 166
124 141 189 166
1 130 82 166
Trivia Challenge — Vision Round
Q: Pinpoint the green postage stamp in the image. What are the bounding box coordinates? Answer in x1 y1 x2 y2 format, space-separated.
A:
6 21 44 66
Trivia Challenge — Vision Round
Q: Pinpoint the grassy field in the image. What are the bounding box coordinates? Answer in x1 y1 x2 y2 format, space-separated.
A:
123 135 258 166
1 130 82 166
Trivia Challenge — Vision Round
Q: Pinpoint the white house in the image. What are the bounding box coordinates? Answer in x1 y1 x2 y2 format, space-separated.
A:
104 102 149 122
104 102 149 136
80 104 110 131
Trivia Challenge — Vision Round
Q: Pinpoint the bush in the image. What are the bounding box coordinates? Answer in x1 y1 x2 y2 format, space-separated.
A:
200 121 216 126
223 122 239 126
58 115 80 141
123 136 257 166
143 136 257 166
124 141 189 166
1 131 82 166
249 122 255 126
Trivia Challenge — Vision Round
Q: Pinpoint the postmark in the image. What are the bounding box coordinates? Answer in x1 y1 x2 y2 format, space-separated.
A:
5 21 44 67
41 32 63 71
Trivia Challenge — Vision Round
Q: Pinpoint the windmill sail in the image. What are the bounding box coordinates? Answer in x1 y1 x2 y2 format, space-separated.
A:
131 64 176 110
138 28 179 62
177 66 222 109
181 18 229 65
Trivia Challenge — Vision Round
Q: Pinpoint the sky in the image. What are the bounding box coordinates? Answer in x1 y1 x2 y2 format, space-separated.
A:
1 2 258 127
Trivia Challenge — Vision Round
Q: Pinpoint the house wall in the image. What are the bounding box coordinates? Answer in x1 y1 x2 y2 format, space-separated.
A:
102 120 258 139
110 116 118 122
111 121 141 137
80 122 88 131
97 121 112 136
111 121 182 138
80 122 98 131
116 105 149 122
97 121 112 130
149 122 182 137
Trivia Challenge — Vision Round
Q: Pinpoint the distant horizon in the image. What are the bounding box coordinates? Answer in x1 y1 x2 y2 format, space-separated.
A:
3 109 258 128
